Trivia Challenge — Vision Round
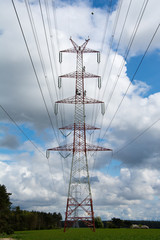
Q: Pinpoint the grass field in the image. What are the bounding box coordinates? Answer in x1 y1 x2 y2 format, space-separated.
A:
1 228 160 240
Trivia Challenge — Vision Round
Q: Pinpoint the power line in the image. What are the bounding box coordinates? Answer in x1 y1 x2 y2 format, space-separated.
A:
102 23 160 139
90 0 150 156
114 117 160 155
100 0 113 53
95 0 149 128
101 0 123 81
90 0 114 141
12 0 70 192
24 0 62 145
33 0 70 188
13 0 69 191
0 105 58 195
43 0 59 77
0 104 45 157
42 0 70 188
43 0 66 128
90 0 124 143
38 0 58 98
90 0 121 145
93 0 133 145
93 0 150 143
38 0 67 141
90 0 134 150
11 0 59 143
51 0 61 52
24 0 55 112
90 21 159 176
102 0 149 114
89 0 126 172
102 0 133 101
89 0 114 173
26 0 67 142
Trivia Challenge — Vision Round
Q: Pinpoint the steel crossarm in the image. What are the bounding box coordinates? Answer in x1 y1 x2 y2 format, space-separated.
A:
83 48 99 53
59 123 100 130
56 96 103 104
47 143 112 152
60 48 77 53
86 143 112 152
59 71 100 79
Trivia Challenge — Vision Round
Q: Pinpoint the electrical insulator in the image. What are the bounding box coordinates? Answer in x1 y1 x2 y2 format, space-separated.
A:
98 77 101 89
59 52 62 63
97 52 100 63
46 150 50 159
101 102 105 115
58 77 62 89
54 103 58 115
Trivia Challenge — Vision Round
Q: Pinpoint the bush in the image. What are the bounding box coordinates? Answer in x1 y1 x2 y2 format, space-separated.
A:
107 222 117 228
95 217 104 228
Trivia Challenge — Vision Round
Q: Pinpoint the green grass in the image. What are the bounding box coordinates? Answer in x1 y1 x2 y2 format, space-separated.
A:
1 228 160 240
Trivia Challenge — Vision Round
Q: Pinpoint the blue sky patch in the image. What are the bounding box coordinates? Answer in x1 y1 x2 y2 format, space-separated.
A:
100 159 121 177
127 50 160 96
57 0 118 10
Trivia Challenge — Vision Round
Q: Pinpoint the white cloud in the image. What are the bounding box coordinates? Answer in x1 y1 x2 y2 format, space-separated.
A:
91 167 160 219
113 0 160 56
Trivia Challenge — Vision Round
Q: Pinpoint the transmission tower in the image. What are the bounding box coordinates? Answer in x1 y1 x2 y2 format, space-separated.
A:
46 38 112 232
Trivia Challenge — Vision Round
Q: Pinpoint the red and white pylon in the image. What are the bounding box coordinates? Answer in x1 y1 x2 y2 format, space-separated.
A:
47 38 112 232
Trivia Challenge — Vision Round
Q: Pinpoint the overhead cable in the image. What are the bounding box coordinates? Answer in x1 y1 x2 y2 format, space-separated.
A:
43 0 66 128
90 0 123 142
102 0 149 112
90 22 159 175
90 0 119 144
101 0 123 80
11 0 59 143
114 118 160 155
102 0 133 101
93 0 150 142
0 104 45 157
102 23 160 139
24 0 55 112
100 0 113 53
38 0 59 99
94 0 133 145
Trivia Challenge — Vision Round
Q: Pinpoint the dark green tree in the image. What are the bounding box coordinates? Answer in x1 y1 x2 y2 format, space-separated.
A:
107 218 130 228
111 218 123 228
0 184 13 234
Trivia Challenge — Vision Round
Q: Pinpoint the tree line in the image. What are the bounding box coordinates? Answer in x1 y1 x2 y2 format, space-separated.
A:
0 184 62 234
103 218 160 229
10 206 62 231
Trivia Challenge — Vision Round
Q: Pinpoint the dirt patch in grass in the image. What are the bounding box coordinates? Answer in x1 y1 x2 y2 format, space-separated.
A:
0 238 15 240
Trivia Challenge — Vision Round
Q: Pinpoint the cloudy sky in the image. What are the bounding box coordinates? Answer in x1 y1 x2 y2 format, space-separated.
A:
0 0 160 221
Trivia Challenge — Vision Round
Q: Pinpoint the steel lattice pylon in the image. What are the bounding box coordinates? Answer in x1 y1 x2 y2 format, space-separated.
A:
47 38 112 232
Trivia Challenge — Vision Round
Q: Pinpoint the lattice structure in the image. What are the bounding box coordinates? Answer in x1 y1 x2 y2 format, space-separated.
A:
47 38 112 232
